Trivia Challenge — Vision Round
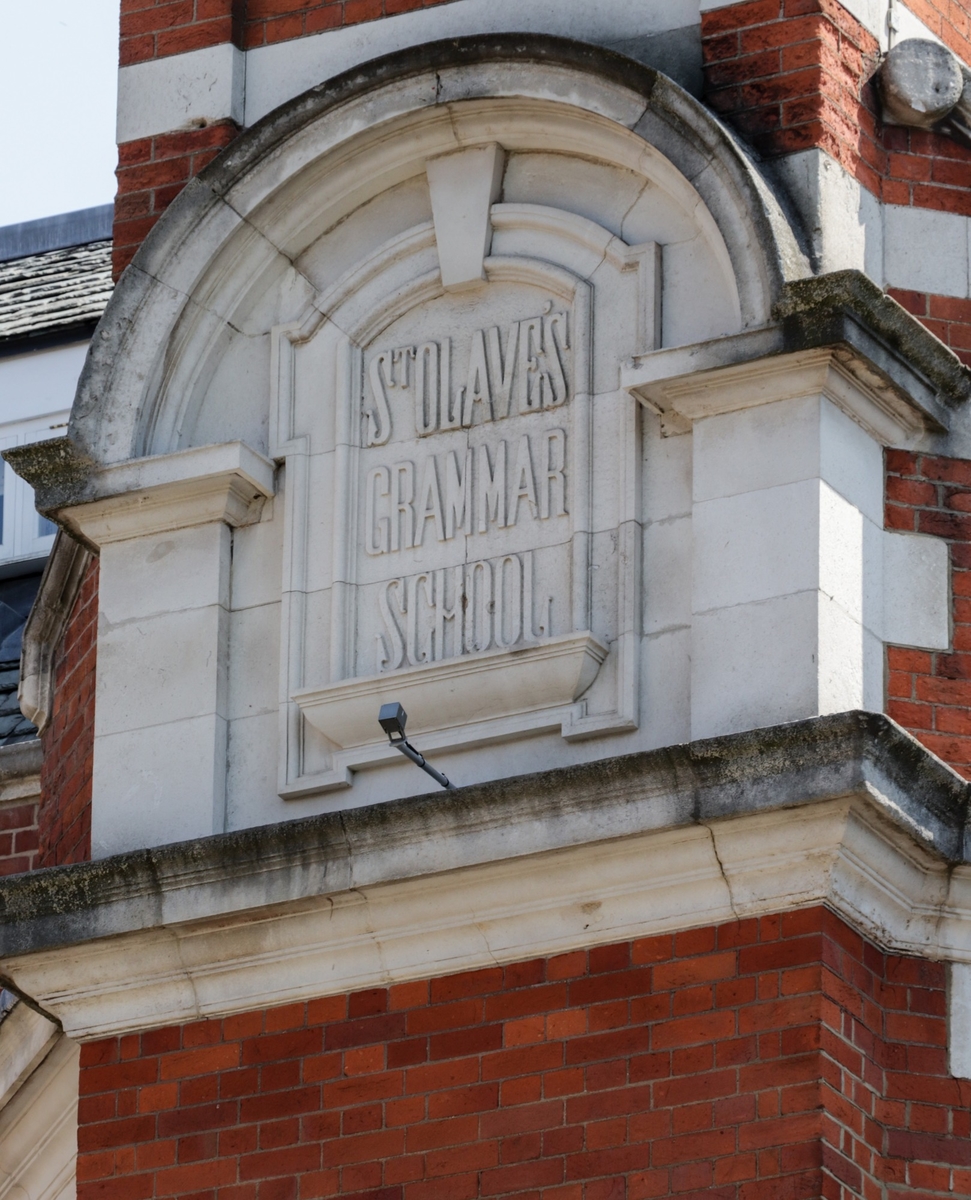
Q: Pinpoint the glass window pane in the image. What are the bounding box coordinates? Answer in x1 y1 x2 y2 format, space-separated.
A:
37 514 55 538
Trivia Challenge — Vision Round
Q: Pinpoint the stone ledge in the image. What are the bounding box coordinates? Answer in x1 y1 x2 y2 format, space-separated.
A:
0 711 964 960
0 741 42 787
2 712 971 1037
775 269 971 424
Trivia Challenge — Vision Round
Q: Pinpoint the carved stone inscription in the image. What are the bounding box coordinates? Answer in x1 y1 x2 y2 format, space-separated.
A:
355 296 574 676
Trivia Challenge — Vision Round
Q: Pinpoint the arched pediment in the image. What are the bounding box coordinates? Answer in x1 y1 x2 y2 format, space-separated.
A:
72 34 809 468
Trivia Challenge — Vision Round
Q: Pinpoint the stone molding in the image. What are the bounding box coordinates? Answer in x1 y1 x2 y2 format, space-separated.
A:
0 1003 59 1116
292 631 608 754
0 1037 77 1200
7 441 275 544
18 534 93 733
2 711 971 1039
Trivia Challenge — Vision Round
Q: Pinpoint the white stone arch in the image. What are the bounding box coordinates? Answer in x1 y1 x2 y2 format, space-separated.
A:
69 35 809 470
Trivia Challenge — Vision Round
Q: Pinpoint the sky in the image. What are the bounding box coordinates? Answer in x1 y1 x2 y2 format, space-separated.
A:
0 1 120 228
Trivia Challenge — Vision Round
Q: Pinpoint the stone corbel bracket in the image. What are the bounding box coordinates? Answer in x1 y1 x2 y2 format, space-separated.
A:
878 37 971 148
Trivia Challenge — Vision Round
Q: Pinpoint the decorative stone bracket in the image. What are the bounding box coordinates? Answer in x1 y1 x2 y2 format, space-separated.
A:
877 37 971 147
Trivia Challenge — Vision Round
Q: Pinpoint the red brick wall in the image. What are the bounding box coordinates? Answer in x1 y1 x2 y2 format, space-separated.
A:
884 449 971 778
119 0 461 62
121 0 242 68
888 289 971 366
700 0 971 208
114 121 240 278
241 0 455 49
906 0 971 66
0 798 40 877
702 0 882 181
36 559 98 868
76 906 970 1200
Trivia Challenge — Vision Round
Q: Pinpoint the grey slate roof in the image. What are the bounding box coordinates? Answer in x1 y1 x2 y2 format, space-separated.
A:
0 239 112 346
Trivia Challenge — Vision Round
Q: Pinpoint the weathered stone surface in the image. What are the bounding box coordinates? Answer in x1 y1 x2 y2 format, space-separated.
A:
0 710 965 959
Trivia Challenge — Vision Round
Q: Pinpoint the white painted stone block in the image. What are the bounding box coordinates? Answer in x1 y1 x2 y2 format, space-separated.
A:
819 399 885 525
227 602 281 722
693 397 883 521
117 42 244 142
643 412 691 522
693 480 819 612
883 531 950 650
818 483 865 626
691 593 821 739
640 626 691 749
98 522 230 624
231 509 284 612
950 962 971 1078
884 203 970 298
692 395 822 503
817 592 866 714
226 710 281 832
426 145 505 289
92 521 233 856
643 516 692 634
690 391 891 742
92 715 229 857
97 604 229 737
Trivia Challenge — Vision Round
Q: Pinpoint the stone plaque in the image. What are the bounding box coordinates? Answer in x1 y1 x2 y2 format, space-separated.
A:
272 210 648 795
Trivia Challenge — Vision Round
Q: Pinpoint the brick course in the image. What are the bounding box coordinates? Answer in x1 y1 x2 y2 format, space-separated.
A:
240 0 456 49
113 121 240 278
112 0 971 278
76 907 971 1200
118 0 460 63
700 0 971 211
906 0 971 68
888 289 971 367
0 798 40 877
120 0 243 68
36 559 98 868
883 448 971 777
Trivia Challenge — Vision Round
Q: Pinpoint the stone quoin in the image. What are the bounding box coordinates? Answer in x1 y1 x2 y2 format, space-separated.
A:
7 4 971 1199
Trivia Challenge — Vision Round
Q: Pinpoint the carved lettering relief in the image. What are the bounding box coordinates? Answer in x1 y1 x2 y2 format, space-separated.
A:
357 305 572 677
272 217 652 796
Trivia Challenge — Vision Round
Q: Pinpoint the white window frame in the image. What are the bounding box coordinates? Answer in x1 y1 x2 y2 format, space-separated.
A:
0 411 70 564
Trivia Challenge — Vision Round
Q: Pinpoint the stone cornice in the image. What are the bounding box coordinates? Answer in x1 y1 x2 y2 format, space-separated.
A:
0 710 963 953
1 713 971 1038
624 271 971 443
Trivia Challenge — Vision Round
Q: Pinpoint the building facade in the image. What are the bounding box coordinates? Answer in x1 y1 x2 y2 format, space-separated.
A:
4 2 971 1198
